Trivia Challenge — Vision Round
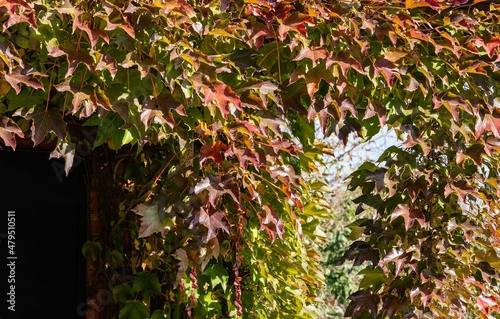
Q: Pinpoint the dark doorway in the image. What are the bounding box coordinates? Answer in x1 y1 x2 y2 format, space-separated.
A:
0 149 87 319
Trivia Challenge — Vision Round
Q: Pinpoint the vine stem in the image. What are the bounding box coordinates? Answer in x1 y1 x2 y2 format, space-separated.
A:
271 23 282 84
45 66 55 112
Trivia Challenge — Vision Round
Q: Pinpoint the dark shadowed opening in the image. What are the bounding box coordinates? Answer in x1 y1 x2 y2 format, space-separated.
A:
0 149 87 319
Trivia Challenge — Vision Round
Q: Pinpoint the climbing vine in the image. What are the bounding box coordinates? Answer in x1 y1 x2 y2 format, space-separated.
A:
1 0 500 318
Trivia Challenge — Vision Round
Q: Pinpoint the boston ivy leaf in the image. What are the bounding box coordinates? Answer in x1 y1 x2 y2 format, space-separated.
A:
290 65 336 97
337 241 380 267
390 204 426 230
191 175 240 207
200 141 229 166
358 267 387 290
345 290 380 319
172 248 188 289
0 40 25 70
150 310 167 319
203 83 242 118
279 11 313 39
81 240 102 262
202 263 229 292
132 272 162 296
3 67 45 94
382 295 403 319
477 295 498 315
189 207 230 242
475 113 500 140
94 112 125 148
15 105 66 145
131 202 174 238
96 54 118 78
49 139 76 176
59 41 95 78
384 49 408 63
118 300 149 319
112 284 134 303
0 116 24 149
141 93 185 129
293 46 328 65
260 205 285 243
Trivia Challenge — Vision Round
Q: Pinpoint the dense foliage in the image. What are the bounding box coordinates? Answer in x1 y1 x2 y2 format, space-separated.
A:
1 0 500 318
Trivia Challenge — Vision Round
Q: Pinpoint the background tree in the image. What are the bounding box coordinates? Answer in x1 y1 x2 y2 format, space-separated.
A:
0 0 500 318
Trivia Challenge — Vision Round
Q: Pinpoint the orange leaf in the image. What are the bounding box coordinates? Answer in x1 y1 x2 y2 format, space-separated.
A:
405 0 431 9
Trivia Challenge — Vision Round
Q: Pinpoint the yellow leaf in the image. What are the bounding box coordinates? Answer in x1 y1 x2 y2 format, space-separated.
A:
405 0 431 9
384 50 408 62
0 80 11 96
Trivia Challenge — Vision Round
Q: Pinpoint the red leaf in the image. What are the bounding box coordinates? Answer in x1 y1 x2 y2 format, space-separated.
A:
279 12 313 39
475 113 500 140
290 65 336 97
172 248 188 288
190 208 230 242
379 248 404 268
200 141 229 166
477 296 498 315
384 50 408 63
444 180 479 203
258 117 286 138
337 241 380 267
374 59 396 88
203 83 242 118
0 41 24 70
390 204 426 230
363 100 386 127
345 290 380 319
327 52 364 76
59 42 95 78
292 46 328 65
16 105 66 146
0 116 24 150
73 10 109 48
0 0 36 30
0 0 31 12
408 29 431 43
3 67 45 94
141 93 185 129
227 146 263 171
71 91 98 118
96 54 117 78
191 175 240 207
260 205 284 243
382 295 403 319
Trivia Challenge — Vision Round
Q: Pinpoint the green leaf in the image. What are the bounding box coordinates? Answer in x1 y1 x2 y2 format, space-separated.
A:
107 249 124 266
349 226 366 241
93 112 125 148
118 300 149 319
150 310 167 319
203 263 229 293
358 267 387 290
82 113 99 126
112 284 134 303
112 129 134 149
81 240 102 261
132 272 162 296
